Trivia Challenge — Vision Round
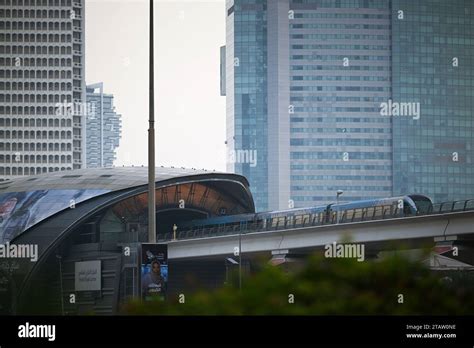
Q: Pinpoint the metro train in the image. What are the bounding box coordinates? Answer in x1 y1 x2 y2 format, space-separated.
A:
180 194 433 232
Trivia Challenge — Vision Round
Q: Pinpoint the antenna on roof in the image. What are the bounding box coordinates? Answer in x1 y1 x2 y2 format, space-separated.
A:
147 0 156 243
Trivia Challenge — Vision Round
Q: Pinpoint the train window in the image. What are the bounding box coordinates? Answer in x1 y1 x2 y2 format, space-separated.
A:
339 211 347 223
385 205 391 216
403 204 412 215
409 195 433 214
352 209 363 221
366 207 375 219
293 215 299 226
440 202 454 213
362 208 369 220
303 214 310 225
417 201 432 214
314 213 319 224
373 206 384 219
347 209 356 222
393 204 402 216
466 200 474 211
346 209 354 222
452 201 466 212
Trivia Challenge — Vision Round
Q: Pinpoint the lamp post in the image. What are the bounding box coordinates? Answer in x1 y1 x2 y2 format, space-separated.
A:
225 257 238 286
238 228 242 290
56 254 64 315
336 190 343 223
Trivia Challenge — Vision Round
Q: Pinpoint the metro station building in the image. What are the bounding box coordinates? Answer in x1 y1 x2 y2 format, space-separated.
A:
0 167 255 314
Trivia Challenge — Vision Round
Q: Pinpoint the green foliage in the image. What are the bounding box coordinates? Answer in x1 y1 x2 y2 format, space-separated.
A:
123 254 474 315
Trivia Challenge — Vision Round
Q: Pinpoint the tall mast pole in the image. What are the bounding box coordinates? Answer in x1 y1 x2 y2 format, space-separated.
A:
148 0 156 243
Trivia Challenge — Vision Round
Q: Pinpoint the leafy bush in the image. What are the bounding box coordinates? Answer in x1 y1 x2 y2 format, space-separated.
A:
123 254 474 315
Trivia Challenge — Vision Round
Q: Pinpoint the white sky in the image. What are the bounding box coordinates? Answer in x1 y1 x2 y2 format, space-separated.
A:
85 0 227 171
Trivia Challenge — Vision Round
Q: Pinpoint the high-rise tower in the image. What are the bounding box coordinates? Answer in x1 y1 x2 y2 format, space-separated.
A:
0 0 86 179
223 0 473 211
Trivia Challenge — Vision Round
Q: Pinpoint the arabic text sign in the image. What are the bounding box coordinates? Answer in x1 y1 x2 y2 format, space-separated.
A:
75 260 101 291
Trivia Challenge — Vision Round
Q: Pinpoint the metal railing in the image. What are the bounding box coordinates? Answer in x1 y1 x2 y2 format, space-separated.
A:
157 199 474 242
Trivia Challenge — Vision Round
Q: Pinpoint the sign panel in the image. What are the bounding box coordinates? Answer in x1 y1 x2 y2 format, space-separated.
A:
140 243 168 300
75 260 101 291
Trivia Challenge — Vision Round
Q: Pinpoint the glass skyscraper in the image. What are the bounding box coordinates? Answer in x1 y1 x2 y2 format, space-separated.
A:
224 0 269 210
391 0 474 202
223 0 474 211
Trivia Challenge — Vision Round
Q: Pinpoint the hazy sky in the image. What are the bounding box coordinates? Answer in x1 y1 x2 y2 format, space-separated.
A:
86 0 227 171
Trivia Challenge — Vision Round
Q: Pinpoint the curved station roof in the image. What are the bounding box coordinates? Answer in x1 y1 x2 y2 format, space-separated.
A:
0 167 255 243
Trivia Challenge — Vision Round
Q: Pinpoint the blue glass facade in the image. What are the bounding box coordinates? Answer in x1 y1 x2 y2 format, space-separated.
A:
289 0 392 206
226 0 474 211
226 0 269 210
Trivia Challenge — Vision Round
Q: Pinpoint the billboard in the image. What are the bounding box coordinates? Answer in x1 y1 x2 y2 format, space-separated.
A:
140 243 168 300
0 189 109 243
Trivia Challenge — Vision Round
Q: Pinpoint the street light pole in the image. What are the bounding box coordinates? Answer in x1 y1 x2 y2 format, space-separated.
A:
148 0 156 243
56 255 64 315
336 190 343 223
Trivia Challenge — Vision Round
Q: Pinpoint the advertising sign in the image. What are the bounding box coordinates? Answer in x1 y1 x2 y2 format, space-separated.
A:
140 243 168 300
0 189 109 242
